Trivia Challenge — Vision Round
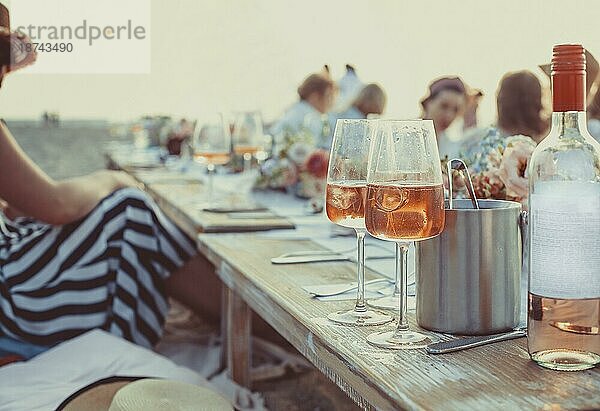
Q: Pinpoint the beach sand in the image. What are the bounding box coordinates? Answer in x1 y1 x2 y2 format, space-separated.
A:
9 120 358 411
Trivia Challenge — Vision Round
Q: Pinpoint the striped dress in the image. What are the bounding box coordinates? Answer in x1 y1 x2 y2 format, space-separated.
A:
0 188 197 350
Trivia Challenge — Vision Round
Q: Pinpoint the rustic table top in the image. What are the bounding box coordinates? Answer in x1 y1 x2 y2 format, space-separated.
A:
197 233 600 411
105 153 295 235
105 147 600 410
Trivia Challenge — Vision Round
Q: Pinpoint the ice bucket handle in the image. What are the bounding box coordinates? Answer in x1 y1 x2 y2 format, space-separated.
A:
519 210 528 267
447 158 480 210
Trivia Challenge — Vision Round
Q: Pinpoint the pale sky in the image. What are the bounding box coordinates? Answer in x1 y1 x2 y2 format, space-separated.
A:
1 0 599 126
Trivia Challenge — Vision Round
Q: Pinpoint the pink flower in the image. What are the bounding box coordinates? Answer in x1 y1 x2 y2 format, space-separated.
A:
303 149 329 179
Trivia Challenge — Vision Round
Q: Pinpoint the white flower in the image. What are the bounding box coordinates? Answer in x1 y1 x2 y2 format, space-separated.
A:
287 142 313 165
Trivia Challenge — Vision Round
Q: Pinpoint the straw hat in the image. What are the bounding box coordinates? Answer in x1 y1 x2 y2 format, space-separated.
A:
108 379 233 411
0 2 37 76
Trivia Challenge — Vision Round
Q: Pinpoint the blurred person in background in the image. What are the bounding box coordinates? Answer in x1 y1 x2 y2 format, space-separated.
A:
459 70 546 196
497 48 600 198
539 48 599 101
333 64 364 112
585 51 600 141
420 76 481 159
166 118 194 155
540 49 599 140
493 48 600 203
270 70 336 146
495 70 549 142
326 83 387 148
461 71 548 155
588 87 600 141
343 83 387 119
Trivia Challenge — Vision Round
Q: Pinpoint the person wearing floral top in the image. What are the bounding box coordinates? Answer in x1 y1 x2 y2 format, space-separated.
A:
454 70 548 204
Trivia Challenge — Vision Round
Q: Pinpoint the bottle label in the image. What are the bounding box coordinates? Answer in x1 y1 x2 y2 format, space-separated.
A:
530 182 600 299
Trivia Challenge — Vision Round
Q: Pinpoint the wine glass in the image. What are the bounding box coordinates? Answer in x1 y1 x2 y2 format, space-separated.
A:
232 111 265 171
365 119 445 349
367 245 410 311
191 114 232 205
324 119 393 326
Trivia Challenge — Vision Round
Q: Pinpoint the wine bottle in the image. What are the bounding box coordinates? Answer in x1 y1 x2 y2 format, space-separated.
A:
527 44 600 371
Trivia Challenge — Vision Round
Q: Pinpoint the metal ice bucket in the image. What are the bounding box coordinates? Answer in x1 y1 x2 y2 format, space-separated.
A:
415 199 524 335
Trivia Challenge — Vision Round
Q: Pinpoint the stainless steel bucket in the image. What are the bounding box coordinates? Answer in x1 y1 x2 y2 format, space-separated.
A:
415 199 524 335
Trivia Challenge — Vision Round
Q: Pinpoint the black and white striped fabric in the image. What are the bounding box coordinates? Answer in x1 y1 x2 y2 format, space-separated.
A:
0 188 196 349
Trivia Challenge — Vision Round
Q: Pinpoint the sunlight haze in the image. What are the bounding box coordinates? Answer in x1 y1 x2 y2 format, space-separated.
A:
1 0 599 126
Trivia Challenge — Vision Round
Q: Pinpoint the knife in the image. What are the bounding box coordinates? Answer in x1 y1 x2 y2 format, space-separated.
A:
227 212 280 220
426 329 526 354
271 254 394 264
203 206 268 213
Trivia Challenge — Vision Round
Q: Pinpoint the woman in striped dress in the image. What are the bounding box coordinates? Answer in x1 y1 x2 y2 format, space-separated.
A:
0 8 200 356
0 181 197 352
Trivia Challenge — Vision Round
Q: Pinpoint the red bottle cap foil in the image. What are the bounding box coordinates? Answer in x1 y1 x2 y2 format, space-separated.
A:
552 44 586 112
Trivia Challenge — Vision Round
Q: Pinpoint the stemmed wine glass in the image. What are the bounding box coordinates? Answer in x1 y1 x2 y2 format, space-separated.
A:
365 119 445 348
191 114 232 206
367 245 409 310
324 119 393 326
232 111 265 171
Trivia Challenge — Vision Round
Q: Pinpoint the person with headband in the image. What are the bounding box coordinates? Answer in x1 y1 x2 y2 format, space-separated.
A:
0 6 36 85
420 76 482 159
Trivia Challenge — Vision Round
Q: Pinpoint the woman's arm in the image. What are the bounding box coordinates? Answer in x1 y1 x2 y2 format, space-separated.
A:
0 121 139 225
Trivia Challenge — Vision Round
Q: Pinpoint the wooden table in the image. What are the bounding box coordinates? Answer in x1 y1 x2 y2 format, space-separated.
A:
105 149 600 410
198 233 600 411
105 154 295 236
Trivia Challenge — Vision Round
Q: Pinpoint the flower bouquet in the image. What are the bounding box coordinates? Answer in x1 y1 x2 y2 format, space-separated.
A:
254 129 329 198
456 127 537 204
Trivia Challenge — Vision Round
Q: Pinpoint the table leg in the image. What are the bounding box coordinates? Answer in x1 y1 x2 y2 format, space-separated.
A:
226 287 252 388
220 284 229 371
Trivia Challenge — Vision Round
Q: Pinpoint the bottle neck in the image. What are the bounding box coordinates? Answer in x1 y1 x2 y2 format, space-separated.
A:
552 71 586 112
550 111 588 140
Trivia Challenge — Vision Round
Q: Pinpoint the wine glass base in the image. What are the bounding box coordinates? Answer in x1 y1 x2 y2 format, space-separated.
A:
367 295 416 311
327 309 393 326
367 330 438 350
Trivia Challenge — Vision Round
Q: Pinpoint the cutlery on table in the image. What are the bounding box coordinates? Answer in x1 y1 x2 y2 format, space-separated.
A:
305 278 408 297
226 212 280 220
203 206 268 213
426 329 526 354
273 243 392 259
275 247 356 258
271 254 394 264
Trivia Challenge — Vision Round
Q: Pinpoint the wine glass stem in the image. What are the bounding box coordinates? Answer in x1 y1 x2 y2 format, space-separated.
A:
354 229 367 313
394 243 402 297
243 153 252 171
394 242 410 334
207 164 215 200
